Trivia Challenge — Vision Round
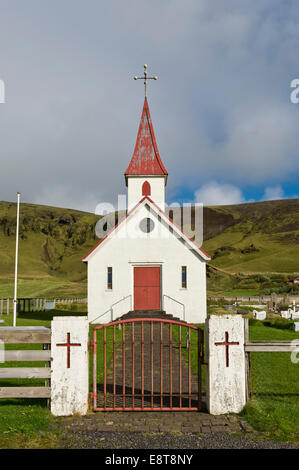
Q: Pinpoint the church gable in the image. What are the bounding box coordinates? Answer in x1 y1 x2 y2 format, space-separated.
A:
83 197 210 262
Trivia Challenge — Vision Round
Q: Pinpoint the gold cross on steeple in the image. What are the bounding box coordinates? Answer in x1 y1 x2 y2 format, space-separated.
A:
134 64 158 98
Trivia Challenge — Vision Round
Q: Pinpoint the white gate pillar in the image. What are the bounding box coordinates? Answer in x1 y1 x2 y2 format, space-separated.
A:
51 316 89 416
205 314 246 415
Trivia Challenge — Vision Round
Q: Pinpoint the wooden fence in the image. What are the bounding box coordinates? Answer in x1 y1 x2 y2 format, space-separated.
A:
55 298 87 304
0 298 47 315
0 327 51 398
0 298 13 315
0 298 87 315
0 321 296 403
243 319 297 399
208 295 299 303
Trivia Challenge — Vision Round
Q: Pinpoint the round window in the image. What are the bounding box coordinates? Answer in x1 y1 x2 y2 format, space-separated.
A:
139 217 155 233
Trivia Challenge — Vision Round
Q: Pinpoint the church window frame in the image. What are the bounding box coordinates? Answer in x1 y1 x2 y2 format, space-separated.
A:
142 181 151 196
181 266 187 289
107 267 113 290
139 217 155 233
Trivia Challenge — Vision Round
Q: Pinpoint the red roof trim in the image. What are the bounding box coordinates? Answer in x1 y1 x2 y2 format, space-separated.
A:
83 196 211 261
125 98 168 177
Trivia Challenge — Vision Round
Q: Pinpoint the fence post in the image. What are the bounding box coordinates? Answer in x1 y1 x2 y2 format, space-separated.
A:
205 314 246 415
0 298 3 315
7 298 9 315
244 318 251 400
51 316 89 416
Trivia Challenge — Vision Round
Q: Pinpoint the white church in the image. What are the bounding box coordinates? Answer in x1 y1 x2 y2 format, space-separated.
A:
83 79 210 324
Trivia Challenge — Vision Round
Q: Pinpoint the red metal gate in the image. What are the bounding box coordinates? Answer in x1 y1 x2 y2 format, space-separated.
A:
91 318 204 411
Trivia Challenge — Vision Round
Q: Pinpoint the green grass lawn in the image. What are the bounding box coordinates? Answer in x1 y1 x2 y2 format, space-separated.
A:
0 276 87 300
171 324 205 391
217 290 261 297
241 320 299 442
0 309 298 446
89 324 123 389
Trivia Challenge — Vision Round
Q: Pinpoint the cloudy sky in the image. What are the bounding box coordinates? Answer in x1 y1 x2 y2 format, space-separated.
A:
0 0 298 212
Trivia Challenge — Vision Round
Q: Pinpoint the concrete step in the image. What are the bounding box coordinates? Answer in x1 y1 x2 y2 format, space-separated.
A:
114 310 185 323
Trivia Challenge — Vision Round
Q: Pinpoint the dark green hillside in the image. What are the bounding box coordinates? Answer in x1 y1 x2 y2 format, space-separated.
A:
202 199 299 274
0 201 100 297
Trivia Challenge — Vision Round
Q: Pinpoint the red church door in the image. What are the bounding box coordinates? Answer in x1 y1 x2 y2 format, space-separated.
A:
134 267 161 310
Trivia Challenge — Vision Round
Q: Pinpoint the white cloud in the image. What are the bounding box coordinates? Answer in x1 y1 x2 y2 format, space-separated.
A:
31 184 100 213
262 185 284 201
194 181 297 206
194 181 245 206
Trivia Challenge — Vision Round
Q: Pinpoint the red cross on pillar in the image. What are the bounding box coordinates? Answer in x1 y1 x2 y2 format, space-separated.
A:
215 331 239 367
56 332 81 368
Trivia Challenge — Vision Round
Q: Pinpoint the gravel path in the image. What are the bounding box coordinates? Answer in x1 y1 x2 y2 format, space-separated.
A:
54 411 298 449
56 430 298 449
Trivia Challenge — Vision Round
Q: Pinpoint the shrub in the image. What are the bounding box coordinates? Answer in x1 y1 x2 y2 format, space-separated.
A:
248 274 271 283
56 302 87 312
249 317 293 330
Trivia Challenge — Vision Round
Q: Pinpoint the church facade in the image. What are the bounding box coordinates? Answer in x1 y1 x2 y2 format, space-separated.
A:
83 97 210 324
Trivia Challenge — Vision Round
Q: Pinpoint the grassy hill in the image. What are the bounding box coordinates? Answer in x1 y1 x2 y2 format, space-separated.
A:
0 201 99 298
202 199 299 294
202 199 299 273
0 198 298 298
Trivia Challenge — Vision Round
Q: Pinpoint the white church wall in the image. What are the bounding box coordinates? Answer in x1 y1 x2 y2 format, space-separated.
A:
127 176 165 211
87 204 207 325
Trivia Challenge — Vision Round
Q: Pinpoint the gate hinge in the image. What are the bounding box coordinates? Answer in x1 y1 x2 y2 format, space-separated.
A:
88 340 95 351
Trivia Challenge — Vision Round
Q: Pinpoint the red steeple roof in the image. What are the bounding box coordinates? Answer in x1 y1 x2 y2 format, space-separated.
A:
125 98 168 181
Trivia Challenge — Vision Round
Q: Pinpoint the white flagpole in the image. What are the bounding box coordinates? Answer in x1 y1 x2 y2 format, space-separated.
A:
13 192 20 327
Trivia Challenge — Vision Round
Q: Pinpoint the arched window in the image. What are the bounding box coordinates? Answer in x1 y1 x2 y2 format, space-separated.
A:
142 181 151 196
